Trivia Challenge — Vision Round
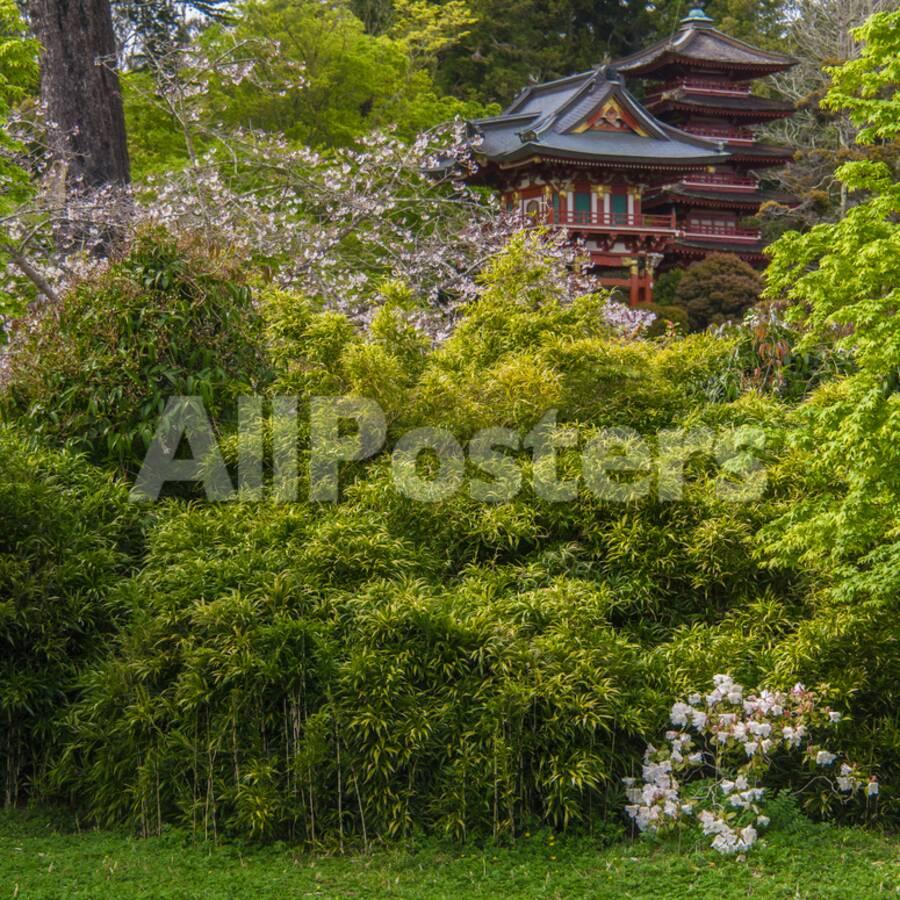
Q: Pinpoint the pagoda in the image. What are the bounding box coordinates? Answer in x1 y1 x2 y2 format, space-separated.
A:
465 66 729 303
613 6 797 266
462 6 797 304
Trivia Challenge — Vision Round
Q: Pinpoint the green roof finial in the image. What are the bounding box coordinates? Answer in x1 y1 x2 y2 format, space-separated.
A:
681 5 715 25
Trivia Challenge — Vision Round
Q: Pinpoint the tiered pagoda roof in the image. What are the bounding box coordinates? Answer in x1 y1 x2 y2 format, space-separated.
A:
673 237 767 262
460 6 797 296
642 183 794 210
727 143 795 163
645 90 794 121
613 9 797 79
467 66 728 175
612 6 797 263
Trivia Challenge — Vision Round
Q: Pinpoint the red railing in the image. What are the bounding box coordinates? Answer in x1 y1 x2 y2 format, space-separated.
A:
646 79 752 103
520 209 758 241
682 172 758 190
683 223 760 241
542 210 677 230
682 126 755 143
675 78 751 96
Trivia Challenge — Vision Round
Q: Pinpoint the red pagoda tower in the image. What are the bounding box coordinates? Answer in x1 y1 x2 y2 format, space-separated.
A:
614 7 797 266
462 7 797 303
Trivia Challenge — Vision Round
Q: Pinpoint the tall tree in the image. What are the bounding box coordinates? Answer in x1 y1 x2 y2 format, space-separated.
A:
112 0 230 66
28 0 130 188
424 0 791 106
761 0 895 228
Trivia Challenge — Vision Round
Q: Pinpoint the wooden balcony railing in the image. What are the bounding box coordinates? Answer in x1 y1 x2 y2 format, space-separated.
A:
682 126 755 144
683 223 760 241
520 209 759 242
675 78 751 96
541 210 678 230
682 172 758 190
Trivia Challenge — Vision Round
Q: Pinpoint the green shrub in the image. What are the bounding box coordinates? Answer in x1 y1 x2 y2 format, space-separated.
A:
0 427 143 806
60 488 786 840
674 253 763 332
56 271 820 839
5 233 893 840
1 231 270 474
650 268 684 307
645 303 689 337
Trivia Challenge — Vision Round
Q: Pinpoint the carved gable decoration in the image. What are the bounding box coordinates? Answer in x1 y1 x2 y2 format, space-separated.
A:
571 99 649 136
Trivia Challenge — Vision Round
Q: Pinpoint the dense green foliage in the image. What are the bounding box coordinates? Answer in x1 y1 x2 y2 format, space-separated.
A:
122 0 491 175
208 0 485 144
822 9 900 146
674 253 763 332
0 218 895 840
0 429 143 806
0 232 269 473
757 27 900 793
648 268 683 308
432 0 790 105
2 799 898 898
0 4 895 865
48 242 802 840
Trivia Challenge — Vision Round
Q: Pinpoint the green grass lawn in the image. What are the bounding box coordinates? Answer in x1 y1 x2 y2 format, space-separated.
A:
1 805 896 899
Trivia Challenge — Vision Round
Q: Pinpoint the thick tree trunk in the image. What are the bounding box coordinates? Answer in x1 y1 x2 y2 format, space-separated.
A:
29 0 130 189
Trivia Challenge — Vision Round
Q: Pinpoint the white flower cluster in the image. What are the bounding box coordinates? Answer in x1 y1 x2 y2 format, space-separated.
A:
624 676 878 856
699 810 760 855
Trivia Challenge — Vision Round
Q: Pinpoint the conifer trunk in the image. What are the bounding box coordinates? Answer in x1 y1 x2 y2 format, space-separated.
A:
28 0 130 189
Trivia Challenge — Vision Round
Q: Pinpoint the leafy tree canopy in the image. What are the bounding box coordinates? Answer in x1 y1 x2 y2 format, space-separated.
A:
431 0 791 105
674 253 763 333
822 9 900 146
760 10 900 704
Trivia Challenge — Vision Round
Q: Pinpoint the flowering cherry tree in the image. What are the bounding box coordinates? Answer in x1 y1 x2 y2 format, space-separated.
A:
0 30 652 341
625 675 879 855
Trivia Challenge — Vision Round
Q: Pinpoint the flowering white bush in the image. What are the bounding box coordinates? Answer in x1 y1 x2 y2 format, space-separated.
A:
624 675 878 855
0 30 656 342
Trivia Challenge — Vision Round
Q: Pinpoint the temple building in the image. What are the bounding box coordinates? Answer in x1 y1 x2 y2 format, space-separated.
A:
464 7 797 304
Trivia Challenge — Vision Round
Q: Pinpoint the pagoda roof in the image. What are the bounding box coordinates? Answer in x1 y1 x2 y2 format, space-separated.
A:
647 90 794 119
469 67 729 171
673 238 767 261
727 142 795 163
643 185 793 208
613 14 797 78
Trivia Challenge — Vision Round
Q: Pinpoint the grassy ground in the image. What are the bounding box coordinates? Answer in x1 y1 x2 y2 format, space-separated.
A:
1 805 897 899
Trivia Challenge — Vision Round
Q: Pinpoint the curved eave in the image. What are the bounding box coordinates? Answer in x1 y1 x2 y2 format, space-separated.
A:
728 145 796 163
648 99 794 120
476 148 727 171
673 239 767 261
643 191 768 210
620 56 795 79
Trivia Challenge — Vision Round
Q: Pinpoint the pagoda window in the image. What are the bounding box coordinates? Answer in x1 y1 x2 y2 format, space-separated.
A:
574 190 592 224
610 192 628 224
687 212 737 234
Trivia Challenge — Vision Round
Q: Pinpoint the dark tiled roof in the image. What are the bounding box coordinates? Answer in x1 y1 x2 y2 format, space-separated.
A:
643 185 793 208
614 21 796 76
469 67 729 169
673 238 767 257
648 90 794 117
728 143 795 161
